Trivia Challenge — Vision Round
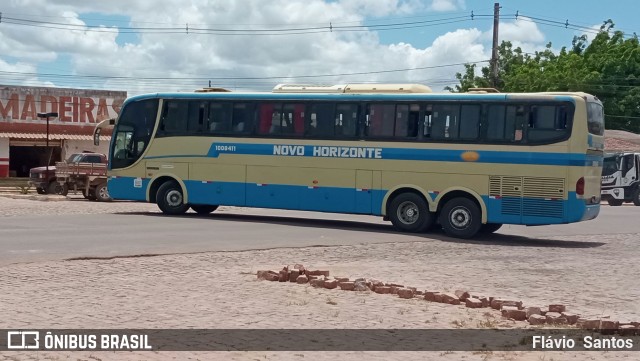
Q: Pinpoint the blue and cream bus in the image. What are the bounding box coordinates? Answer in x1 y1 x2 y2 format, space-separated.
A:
94 83 604 238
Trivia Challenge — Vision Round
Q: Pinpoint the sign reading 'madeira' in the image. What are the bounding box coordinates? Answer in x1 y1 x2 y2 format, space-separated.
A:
0 85 127 133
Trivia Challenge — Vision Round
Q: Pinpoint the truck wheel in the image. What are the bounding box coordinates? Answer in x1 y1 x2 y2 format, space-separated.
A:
95 182 112 202
59 183 69 196
388 192 433 233
191 205 219 215
157 181 189 215
47 182 63 195
607 199 624 206
439 197 482 239
633 188 640 206
36 187 46 194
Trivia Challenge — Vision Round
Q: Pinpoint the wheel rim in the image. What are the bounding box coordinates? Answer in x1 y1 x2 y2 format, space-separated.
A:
450 207 471 229
99 186 109 199
166 189 183 207
397 201 419 225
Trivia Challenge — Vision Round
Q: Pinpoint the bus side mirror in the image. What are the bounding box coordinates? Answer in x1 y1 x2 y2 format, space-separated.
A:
93 128 101 146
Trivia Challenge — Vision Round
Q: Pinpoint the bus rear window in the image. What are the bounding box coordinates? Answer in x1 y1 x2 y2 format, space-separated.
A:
587 102 604 136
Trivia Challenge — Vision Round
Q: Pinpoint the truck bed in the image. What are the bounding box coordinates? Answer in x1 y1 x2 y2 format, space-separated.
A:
55 162 107 177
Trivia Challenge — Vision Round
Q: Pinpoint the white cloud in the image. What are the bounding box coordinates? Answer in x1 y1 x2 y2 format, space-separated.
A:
1 0 491 94
0 59 55 87
481 17 547 54
429 0 465 12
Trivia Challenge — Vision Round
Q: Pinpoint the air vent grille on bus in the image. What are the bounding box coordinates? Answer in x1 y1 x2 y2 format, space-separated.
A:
489 176 565 220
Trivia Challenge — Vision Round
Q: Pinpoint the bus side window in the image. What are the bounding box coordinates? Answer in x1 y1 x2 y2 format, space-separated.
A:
159 100 188 134
231 103 254 134
188 101 205 133
208 103 232 133
527 105 570 142
394 104 409 138
431 104 460 140
423 105 433 138
365 104 394 137
306 103 335 137
459 104 480 140
335 104 358 137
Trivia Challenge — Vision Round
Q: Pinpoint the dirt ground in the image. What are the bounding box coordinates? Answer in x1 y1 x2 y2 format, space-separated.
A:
0 196 638 360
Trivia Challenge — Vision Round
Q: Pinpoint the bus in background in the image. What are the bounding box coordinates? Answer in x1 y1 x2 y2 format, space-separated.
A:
94 84 604 239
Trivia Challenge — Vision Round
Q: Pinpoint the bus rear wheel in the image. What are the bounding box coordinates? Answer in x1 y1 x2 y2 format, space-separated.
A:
439 197 482 239
191 205 219 215
479 223 503 235
388 192 433 233
157 181 190 215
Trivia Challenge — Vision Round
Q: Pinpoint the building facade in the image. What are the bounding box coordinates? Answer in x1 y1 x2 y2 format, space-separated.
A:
0 85 127 177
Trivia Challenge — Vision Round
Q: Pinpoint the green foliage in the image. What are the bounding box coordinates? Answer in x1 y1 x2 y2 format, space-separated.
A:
448 20 640 132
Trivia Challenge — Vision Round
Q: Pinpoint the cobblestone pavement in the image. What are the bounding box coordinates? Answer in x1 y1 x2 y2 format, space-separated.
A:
1 196 639 360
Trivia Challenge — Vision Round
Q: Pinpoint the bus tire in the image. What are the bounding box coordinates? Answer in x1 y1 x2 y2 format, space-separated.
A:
95 182 112 202
479 223 503 235
607 199 623 206
632 188 640 206
388 192 433 233
191 205 219 215
439 197 482 239
157 181 189 215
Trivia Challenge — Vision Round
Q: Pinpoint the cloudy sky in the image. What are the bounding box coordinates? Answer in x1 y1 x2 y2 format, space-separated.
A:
0 0 637 95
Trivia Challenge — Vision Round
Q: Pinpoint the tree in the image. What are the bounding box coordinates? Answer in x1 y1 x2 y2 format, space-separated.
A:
448 20 640 132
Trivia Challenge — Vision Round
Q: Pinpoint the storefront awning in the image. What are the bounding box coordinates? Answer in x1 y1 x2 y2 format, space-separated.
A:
0 132 111 140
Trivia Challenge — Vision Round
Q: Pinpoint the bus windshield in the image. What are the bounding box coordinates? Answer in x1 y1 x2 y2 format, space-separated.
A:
110 99 158 169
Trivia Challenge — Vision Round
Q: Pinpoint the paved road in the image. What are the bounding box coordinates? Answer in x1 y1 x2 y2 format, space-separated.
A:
1 203 638 265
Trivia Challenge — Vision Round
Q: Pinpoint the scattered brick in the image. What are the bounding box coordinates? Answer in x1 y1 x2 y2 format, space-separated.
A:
354 280 368 292
545 312 567 325
490 299 503 310
374 286 391 294
309 278 324 288
289 269 300 282
501 300 523 309
525 307 542 318
600 320 620 335
334 277 350 283
278 270 289 282
455 290 470 301
465 298 483 308
577 318 600 330
528 314 547 325
339 282 355 291
397 288 414 299
296 275 308 284
306 270 330 277
618 325 638 336
561 312 579 325
548 304 566 313
415 290 424 296
424 291 440 302
256 270 279 281
501 306 526 321
324 279 338 289
440 293 460 305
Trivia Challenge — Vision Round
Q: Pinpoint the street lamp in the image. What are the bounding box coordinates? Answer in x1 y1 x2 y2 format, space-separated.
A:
37 112 58 179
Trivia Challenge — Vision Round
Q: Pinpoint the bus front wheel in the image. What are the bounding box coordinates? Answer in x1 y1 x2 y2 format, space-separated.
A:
388 193 433 233
157 181 190 215
439 197 482 239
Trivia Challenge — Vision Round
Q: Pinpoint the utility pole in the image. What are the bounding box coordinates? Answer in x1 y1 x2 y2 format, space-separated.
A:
490 2 500 89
